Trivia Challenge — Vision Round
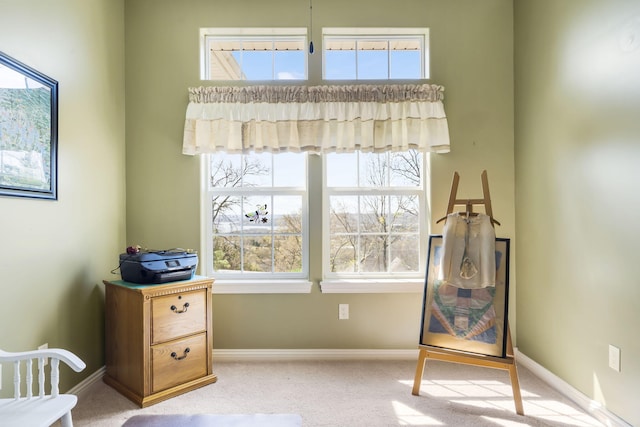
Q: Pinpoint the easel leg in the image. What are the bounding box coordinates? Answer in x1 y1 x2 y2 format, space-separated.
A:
506 328 524 415
412 349 427 396
509 363 524 415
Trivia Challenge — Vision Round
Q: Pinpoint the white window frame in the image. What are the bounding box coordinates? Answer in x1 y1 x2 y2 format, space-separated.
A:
320 151 428 293
200 27 308 81
199 154 312 294
322 27 430 80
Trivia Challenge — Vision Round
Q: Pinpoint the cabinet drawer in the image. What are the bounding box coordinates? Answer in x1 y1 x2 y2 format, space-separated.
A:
151 333 208 393
151 289 207 344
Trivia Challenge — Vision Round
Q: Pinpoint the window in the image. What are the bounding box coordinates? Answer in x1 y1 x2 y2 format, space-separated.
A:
202 152 309 288
324 151 426 278
323 28 429 80
201 150 427 294
196 27 438 293
200 28 307 80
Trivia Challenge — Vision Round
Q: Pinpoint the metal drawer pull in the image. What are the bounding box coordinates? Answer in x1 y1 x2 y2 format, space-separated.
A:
170 347 190 360
170 302 190 313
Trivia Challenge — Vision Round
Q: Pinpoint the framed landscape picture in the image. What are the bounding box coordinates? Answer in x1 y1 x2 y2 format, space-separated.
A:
419 235 510 358
0 51 58 200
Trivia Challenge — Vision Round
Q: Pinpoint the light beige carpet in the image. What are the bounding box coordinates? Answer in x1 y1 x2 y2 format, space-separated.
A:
72 359 605 427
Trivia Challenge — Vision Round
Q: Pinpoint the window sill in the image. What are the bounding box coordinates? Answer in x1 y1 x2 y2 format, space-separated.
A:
319 279 424 294
212 279 313 294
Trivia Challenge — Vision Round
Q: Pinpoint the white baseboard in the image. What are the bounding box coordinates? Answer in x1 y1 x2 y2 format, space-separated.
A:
68 365 105 396
515 350 631 427
212 348 420 361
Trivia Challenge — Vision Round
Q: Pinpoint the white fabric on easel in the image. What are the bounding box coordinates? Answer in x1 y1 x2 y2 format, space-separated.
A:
438 212 496 289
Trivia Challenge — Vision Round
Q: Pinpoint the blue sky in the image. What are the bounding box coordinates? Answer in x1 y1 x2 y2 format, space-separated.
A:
232 48 422 80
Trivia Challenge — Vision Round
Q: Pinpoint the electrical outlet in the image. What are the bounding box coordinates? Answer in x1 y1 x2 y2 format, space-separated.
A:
608 344 621 372
339 304 349 320
39 343 49 366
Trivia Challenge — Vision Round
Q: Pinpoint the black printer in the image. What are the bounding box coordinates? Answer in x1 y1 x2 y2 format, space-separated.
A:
119 249 198 284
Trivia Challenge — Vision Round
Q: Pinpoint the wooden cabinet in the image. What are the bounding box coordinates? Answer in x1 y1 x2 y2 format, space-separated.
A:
103 276 217 407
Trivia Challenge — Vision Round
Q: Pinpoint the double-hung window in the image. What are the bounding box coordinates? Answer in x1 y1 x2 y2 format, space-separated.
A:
320 150 427 292
202 152 310 293
325 150 424 275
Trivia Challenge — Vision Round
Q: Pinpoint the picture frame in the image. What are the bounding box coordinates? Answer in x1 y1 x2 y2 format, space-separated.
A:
0 51 58 200
419 235 510 358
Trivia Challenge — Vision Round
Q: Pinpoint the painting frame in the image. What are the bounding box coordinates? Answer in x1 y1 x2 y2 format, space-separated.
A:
0 51 58 200
419 234 510 358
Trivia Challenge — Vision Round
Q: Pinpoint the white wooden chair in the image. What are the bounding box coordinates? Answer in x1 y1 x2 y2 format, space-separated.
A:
0 347 86 427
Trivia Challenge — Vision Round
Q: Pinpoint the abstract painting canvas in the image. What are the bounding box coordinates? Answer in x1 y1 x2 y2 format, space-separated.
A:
420 235 510 358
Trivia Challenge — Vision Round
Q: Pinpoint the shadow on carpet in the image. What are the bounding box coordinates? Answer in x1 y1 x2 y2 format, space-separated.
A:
122 414 302 427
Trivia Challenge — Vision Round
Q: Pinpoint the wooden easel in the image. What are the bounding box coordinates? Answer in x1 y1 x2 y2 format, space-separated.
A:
412 170 524 416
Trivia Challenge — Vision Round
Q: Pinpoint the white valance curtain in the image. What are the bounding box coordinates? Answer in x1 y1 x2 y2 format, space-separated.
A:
182 84 450 155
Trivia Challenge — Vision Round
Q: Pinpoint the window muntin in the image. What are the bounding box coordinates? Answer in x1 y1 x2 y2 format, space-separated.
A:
323 28 429 80
201 28 307 81
205 152 308 279
324 150 425 278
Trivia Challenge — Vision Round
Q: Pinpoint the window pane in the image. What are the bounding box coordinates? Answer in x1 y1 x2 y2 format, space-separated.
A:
390 234 419 272
242 153 272 187
210 153 242 189
274 236 302 272
324 50 356 80
213 235 241 272
360 195 388 233
391 195 419 233
390 49 421 79
273 196 302 233
213 196 242 233
323 29 428 80
239 51 273 80
273 153 305 187
326 152 357 187
274 50 305 80
207 42 245 80
330 196 358 233
243 196 270 232
243 236 272 272
357 49 388 79
359 152 388 187
329 236 357 273
204 32 307 81
359 235 387 272
390 151 422 187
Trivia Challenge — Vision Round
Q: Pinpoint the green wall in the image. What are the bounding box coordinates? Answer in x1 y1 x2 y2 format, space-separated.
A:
0 0 126 394
124 0 516 350
2 0 636 423
514 0 640 424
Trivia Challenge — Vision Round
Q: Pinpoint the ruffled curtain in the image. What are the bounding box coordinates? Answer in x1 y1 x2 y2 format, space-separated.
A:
182 84 450 155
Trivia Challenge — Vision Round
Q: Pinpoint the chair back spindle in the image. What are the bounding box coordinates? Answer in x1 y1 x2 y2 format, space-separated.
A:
26 358 33 398
12 360 20 400
0 347 85 427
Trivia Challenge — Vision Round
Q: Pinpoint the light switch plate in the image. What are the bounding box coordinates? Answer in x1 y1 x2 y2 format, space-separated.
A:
608 344 621 372
339 304 349 320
